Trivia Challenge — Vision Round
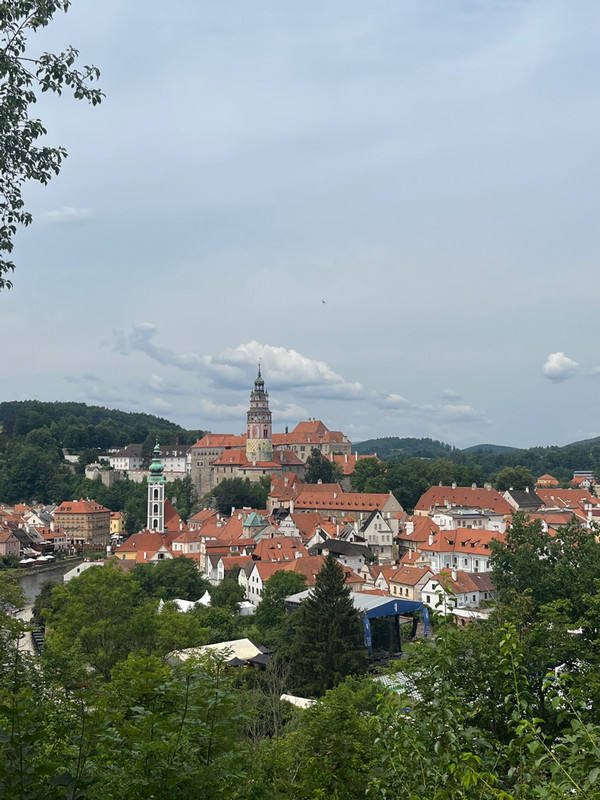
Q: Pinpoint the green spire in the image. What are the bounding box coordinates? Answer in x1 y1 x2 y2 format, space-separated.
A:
149 439 165 483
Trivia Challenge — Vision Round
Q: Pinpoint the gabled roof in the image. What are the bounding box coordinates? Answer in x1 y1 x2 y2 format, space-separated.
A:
419 527 503 554
537 488 599 510
192 434 246 450
55 499 111 515
253 536 307 562
293 490 398 513
414 486 512 516
389 566 433 586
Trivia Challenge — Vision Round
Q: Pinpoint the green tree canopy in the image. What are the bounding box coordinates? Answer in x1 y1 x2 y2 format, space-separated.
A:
304 449 343 484
287 555 367 697
495 465 535 491
1 0 103 289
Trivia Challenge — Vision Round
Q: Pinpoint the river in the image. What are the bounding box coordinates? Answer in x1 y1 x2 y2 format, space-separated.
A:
17 561 82 603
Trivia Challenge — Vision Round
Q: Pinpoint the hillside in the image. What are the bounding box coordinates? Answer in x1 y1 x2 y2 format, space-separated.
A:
353 437 456 460
0 400 202 448
462 443 519 454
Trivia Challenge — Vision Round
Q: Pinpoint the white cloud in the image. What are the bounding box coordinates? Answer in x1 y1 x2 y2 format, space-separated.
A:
438 404 490 423
37 207 94 225
441 388 461 401
151 397 172 412
198 398 248 421
542 352 579 382
205 341 364 397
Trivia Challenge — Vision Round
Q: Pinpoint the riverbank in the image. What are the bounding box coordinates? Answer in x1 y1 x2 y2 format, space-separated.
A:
6 556 83 579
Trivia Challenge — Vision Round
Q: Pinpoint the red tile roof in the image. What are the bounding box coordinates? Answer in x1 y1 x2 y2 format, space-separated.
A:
414 486 512 516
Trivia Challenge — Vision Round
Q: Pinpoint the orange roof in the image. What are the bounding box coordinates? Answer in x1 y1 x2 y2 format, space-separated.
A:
252 536 308 562
389 566 433 586
419 527 503 555
188 509 220 525
192 434 246 449
327 453 377 476
55 499 111 515
397 516 441 543
414 486 512 516
537 488 599 509
293 490 393 512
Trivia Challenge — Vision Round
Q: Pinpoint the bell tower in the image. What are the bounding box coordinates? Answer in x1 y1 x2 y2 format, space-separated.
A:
246 364 273 463
147 441 165 532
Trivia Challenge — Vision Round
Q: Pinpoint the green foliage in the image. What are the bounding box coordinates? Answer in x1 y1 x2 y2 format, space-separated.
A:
254 570 307 641
0 0 103 289
304 448 343 484
210 578 245 613
129 556 210 602
287 555 367 697
209 477 270 515
495 466 535 491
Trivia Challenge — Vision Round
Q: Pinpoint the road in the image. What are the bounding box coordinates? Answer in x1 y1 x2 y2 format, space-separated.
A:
14 605 35 655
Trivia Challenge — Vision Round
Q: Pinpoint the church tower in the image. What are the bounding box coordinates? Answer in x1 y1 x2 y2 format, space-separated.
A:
147 441 165 532
246 364 273 463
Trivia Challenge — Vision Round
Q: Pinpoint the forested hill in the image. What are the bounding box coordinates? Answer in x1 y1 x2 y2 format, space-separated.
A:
354 434 600 484
353 437 457 460
0 400 202 449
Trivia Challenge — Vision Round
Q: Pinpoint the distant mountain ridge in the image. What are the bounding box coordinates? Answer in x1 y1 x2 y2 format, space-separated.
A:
462 443 519 454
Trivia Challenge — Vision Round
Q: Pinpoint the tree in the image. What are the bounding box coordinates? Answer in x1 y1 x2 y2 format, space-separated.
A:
210 578 244 613
210 477 270 515
254 570 306 638
495 465 535 491
304 448 343 484
1 0 103 289
287 555 367 697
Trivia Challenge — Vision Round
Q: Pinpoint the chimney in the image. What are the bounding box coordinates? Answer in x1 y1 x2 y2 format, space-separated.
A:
284 476 288 487
345 453 348 463
525 486 530 493
452 482 457 490
451 567 457 582
428 533 434 546
290 500 294 514
408 550 412 560
50 521 55 532
471 483 476 490
231 506 235 517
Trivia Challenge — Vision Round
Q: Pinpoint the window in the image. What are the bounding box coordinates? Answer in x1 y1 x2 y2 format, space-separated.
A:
426 595 431 603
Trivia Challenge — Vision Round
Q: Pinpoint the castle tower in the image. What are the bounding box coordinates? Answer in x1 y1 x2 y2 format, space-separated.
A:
246 364 273 463
147 441 165 532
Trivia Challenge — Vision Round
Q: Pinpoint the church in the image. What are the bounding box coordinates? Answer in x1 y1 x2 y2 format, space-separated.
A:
189 366 352 498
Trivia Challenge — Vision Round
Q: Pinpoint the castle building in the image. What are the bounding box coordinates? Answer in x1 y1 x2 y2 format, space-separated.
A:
246 365 273 463
190 366 351 498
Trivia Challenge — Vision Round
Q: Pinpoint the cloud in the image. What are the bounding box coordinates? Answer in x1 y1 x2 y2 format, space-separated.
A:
270 401 310 421
542 352 579 382
378 393 411 410
143 374 191 396
205 341 364 397
438 404 490 423
151 397 172 412
198 398 248 421
37 207 94 225
113 325 363 398
441 388 461 401
113 323 204 371
64 373 101 384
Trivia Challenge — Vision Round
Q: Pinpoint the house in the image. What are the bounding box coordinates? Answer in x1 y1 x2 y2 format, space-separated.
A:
359 510 395 562
535 474 559 488
108 444 144 471
417 527 502 574
414 485 512 518
54 499 111 547
388 567 433 602
431 508 507 533
307 539 370 574
421 569 495 616
63 560 104 582
0 525 20 558
290 487 404 528
502 488 544 513
115 530 180 563
245 555 363 605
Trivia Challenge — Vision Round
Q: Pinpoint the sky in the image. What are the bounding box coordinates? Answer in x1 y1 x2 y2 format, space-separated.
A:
2 0 600 449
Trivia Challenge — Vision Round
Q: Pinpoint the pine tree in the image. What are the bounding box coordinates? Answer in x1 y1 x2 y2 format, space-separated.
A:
288 555 367 697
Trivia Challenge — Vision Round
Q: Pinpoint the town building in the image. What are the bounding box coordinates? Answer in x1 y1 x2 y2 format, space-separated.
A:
54 499 111 547
189 368 351 497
